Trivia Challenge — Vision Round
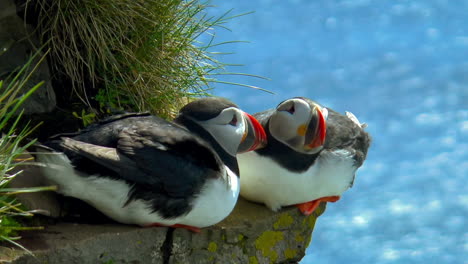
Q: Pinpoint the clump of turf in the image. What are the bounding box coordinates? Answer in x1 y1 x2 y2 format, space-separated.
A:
29 0 264 118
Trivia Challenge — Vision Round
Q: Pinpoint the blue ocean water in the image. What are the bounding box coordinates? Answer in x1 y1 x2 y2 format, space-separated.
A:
206 1 467 263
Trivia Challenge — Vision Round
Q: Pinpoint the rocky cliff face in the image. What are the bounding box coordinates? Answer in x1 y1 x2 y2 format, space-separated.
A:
4 195 325 264
0 0 56 115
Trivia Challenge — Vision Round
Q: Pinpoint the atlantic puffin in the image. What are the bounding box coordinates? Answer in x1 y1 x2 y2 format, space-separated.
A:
35 97 267 232
238 97 371 215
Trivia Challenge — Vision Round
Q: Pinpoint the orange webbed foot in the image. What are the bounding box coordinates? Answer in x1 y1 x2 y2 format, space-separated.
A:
296 200 321 215
295 196 341 215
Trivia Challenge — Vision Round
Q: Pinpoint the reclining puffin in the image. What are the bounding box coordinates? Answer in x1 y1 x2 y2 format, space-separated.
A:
238 97 371 215
35 97 267 232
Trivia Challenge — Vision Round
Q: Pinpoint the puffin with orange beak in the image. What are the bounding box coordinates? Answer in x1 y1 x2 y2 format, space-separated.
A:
35 97 267 232
238 97 371 215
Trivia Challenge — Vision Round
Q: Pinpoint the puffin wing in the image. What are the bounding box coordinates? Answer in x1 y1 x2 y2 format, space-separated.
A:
57 137 140 176
116 124 222 197
49 112 152 141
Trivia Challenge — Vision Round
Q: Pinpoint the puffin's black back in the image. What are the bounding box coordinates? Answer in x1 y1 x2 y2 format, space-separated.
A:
45 112 223 218
49 113 158 147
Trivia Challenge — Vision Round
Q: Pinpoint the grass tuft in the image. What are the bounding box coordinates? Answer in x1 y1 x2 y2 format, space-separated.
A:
29 0 266 118
0 51 56 252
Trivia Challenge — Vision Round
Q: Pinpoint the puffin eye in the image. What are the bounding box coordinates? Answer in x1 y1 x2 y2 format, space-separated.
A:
277 101 296 114
228 114 238 126
286 104 295 114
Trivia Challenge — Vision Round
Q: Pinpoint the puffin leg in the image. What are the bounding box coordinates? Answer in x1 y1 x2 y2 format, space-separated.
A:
295 196 341 216
144 223 201 233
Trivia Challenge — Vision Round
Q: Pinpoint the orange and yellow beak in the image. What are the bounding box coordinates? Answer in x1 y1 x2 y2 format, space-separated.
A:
303 106 327 151
238 113 267 153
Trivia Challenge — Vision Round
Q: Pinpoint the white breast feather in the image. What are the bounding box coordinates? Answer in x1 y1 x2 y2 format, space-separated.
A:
182 166 239 227
36 152 239 228
238 149 356 211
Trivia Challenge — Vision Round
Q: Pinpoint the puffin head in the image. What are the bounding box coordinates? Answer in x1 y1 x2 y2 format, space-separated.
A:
175 97 267 157
269 97 327 154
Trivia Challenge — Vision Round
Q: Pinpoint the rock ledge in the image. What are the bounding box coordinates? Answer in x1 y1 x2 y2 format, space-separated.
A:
4 198 325 264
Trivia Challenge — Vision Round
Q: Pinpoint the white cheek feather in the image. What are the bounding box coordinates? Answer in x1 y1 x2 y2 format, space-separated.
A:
36 152 239 228
238 150 356 211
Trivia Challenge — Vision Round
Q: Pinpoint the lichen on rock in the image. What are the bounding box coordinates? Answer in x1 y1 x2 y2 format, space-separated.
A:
207 242 218 252
273 213 294 230
255 231 284 262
